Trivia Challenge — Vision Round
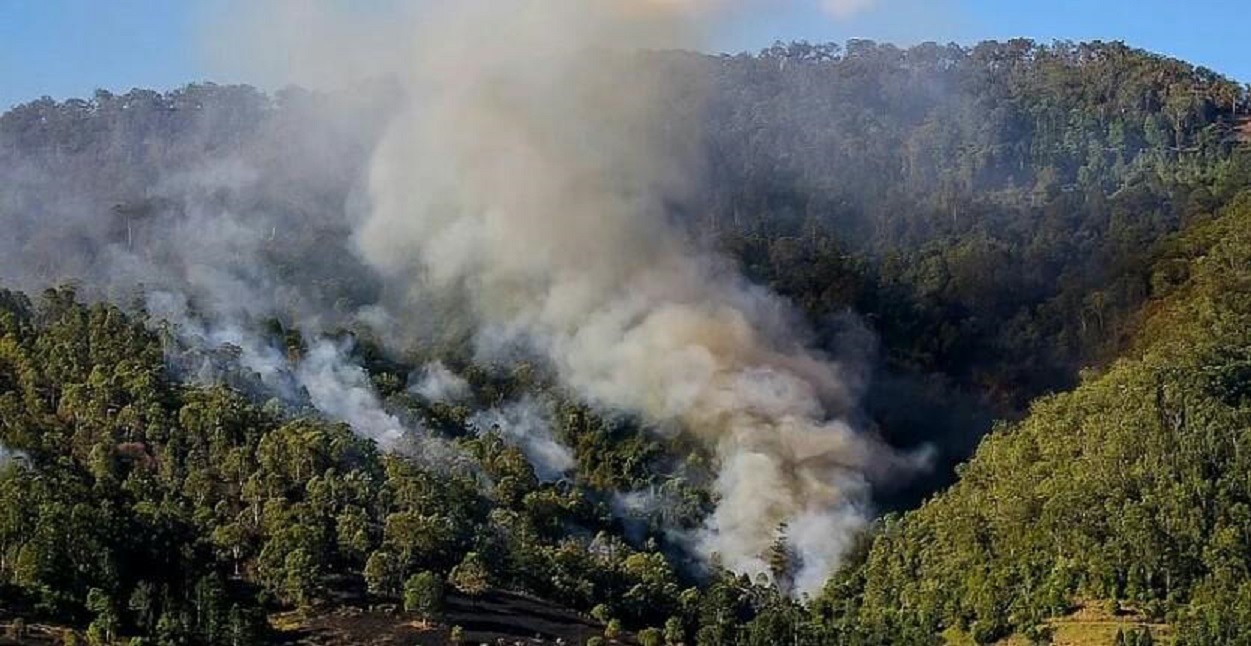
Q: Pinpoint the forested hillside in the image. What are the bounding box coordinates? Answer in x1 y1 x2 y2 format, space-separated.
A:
707 40 1251 493
0 288 715 644
1 39 1250 645
703 40 1248 404
812 190 1251 644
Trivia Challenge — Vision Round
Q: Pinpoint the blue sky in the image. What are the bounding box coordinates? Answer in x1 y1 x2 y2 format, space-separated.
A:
1 0 1246 110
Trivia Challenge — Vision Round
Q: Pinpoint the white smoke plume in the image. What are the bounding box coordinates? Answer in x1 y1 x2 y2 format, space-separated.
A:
148 290 424 452
350 0 922 593
147 290 302 400
470 396 575 482
0 443 24 467
297 338 408 447
409 361 471 403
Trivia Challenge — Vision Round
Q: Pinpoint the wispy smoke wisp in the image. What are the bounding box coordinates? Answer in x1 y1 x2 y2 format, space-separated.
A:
297 338 408 448
470 396 574 482
409 361 471 403
0 443 24 467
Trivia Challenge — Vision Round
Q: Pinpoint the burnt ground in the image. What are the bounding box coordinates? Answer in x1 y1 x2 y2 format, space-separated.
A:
0 595 70 644
2 590 617 645
273 589 618 645
0 622 65 645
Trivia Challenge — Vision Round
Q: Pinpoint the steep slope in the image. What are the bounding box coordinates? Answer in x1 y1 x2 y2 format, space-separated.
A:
814 191 1251 644
0 290 691 644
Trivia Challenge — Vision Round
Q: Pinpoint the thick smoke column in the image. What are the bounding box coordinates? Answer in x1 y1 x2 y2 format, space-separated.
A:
356 0 916 593
0 0 921 594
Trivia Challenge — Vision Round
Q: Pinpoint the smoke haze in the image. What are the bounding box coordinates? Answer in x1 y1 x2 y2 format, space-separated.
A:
345 0 920 592
0 0 926 595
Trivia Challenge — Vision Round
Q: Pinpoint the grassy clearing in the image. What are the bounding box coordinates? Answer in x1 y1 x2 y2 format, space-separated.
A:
942 601 1174 646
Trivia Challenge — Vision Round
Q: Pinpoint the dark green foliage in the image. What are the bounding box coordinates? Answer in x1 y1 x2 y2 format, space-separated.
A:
402 571 444 623
703 39 1248 414
812 193 1251 643
0 289 270 643
0 289 715 641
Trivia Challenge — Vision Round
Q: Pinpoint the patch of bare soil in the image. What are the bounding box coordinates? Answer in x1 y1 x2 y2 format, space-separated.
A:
0 621 68 645
274 590 613 645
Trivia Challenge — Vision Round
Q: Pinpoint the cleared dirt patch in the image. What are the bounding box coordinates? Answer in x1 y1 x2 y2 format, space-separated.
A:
274 590 612 645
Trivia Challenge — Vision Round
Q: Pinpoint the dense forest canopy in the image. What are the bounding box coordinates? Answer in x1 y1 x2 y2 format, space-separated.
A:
814 191 1251 644
1 38 1250 644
